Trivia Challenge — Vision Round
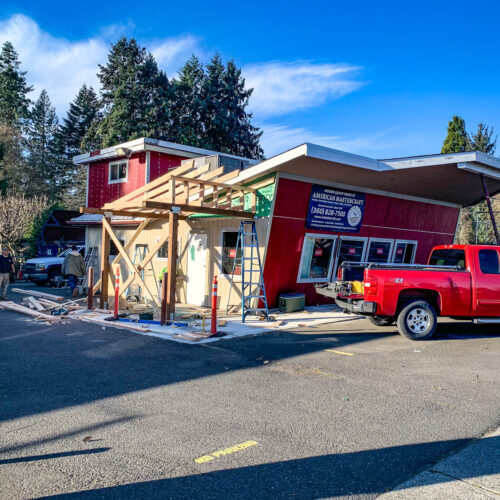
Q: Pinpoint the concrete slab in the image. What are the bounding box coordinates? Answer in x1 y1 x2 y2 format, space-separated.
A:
380 428 500 499
432 428 500 494
379 470 498 499
71 305 362 344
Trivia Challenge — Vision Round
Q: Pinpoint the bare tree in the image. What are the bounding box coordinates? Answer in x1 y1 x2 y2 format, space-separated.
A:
0 195 49 259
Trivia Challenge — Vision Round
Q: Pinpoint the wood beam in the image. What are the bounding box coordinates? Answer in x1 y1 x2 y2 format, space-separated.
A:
80 207 187 221
102 217 159 307
93 218 151 294
100 215 111 308
143 200 255 218
118 230 170 297
166 211 178 320
102 160 195 207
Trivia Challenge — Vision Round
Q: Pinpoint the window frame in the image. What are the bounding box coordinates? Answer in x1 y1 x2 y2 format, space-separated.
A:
333 236 368 278
108 159 129 184
220 228 241 277
297 233 338 284
366 238 395 264
391 239 418 264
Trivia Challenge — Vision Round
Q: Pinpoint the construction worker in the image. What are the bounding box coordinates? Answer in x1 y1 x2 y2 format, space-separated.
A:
62 246 86 297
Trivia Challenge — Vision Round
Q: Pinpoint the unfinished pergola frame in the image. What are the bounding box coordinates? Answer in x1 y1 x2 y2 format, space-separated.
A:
80 159 256 320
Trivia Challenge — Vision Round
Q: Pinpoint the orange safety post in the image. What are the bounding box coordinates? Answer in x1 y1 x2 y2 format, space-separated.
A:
114 266 120 319
211 275 218 335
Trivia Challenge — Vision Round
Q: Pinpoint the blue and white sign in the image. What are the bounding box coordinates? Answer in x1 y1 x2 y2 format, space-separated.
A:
306 185 365 232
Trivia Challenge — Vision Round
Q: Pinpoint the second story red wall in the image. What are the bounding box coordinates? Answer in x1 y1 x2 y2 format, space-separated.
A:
87 151 189 208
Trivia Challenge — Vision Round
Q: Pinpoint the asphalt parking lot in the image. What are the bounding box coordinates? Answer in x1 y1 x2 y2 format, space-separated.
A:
0 293 499 499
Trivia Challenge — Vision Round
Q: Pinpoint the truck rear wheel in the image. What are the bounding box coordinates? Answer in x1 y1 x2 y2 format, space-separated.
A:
397 300 437 340
368 316 394 327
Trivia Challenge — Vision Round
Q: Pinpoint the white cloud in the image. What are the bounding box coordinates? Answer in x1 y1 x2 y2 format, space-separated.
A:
0 14 105 115
151 35 201 76
0 14 202 116
244 62 363 118
259 123 424 158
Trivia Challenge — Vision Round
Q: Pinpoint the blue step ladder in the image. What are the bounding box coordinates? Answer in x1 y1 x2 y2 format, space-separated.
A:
226 220 269 322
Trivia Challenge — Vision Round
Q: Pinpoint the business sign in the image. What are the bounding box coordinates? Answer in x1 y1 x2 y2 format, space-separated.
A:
306 185 366 233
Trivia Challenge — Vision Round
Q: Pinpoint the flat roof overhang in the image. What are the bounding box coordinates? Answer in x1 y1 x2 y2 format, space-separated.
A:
230 145 500 207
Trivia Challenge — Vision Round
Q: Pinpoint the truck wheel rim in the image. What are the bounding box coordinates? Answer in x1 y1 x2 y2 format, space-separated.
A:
407 308 429 333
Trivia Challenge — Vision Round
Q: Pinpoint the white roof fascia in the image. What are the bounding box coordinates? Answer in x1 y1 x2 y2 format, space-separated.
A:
305 143 392 171
146 138 258 164
73 137 258 165
227 144 308 185
73 138 146 164
382 151 500 172
227 142 391 186
457 161 500 181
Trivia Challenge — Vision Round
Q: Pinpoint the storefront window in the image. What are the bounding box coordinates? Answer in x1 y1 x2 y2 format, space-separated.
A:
336 238 366 269
392 241 417 264
367 239 393 263
222 231 241 275
298 234 337 282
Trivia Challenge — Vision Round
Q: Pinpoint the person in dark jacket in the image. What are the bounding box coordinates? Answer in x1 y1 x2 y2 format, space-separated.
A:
62 246 86 297
0 247 15 300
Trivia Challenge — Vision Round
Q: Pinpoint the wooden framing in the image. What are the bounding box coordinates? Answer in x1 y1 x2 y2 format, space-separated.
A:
83 160 257 318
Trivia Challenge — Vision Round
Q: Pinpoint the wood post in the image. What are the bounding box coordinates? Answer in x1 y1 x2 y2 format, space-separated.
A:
161 272 168 325
88 267 94 310
100 215 111 308
166 210 178 320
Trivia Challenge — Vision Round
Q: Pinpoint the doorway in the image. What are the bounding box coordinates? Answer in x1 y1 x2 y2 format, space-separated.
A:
187 233 208 305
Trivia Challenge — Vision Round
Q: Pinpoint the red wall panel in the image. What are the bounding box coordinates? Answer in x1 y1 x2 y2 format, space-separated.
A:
87 151 188 207
263 178 460 306
149 151 189 181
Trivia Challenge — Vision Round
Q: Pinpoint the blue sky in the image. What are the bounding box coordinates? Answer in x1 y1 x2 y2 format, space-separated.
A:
1 0 499 158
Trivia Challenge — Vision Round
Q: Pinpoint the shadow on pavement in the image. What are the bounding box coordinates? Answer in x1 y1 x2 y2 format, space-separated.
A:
0 447 110 465
40 436 500 499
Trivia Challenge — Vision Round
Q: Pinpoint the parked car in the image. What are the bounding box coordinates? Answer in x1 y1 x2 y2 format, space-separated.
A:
23 246 85 286
316 244 500 340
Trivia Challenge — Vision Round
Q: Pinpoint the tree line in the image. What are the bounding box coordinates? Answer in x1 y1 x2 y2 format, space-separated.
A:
441 115 498 244
0 37 263 208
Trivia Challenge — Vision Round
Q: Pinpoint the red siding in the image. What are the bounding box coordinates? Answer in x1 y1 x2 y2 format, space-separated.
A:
149 151 188 180
263 178 460 307
87 151 188 207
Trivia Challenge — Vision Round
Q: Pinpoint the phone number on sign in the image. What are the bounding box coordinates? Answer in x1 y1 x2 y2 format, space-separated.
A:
310 207 346 217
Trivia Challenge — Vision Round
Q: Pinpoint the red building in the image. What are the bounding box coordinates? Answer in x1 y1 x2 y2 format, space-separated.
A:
73 140 500 308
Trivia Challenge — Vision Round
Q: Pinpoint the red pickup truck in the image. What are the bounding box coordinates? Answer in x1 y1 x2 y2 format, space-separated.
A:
316 245 500 340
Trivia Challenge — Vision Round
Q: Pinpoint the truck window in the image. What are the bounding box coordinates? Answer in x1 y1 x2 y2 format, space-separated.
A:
428 249 466 268
478 249 500 274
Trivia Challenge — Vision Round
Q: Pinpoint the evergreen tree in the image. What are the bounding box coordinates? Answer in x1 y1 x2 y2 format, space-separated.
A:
93 38 174 147
60 84 101 157
58 84 102 207
24 90 66 200
221 59 263 159
171 55 207 148
0 41 33 194
441 115 470 153
0 41 32 126
173 54 264 159
470 122 496 155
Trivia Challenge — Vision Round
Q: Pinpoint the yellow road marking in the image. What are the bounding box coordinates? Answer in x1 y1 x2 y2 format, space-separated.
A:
325 349 355 356
195 440 258 464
